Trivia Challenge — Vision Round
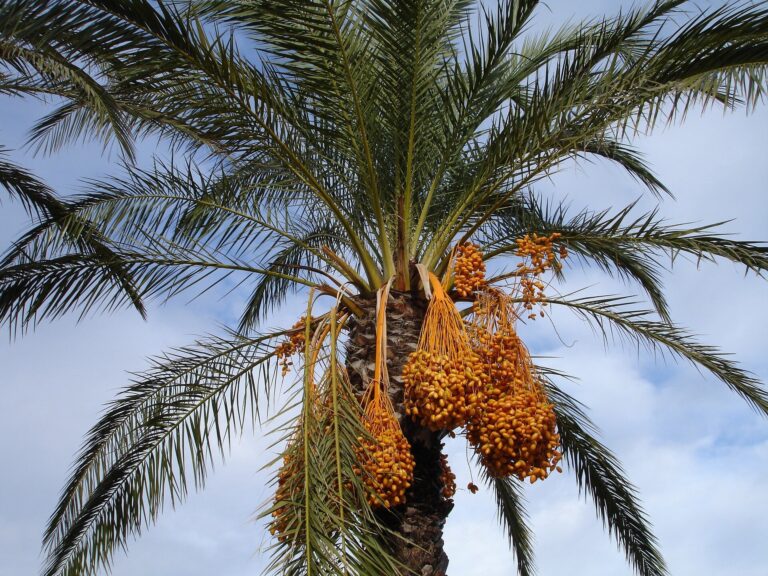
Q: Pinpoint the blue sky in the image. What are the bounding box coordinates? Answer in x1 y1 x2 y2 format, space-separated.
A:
1 2 767 575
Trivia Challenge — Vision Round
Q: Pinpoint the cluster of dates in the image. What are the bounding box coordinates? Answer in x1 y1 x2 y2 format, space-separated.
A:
404 242 565 484
354 386 415 508
466 329 562 482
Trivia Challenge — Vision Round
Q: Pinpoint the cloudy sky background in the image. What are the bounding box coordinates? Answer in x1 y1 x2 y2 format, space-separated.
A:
1 1 767 575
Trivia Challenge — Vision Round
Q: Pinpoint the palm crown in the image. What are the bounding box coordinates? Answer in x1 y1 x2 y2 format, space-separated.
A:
2 1 768 575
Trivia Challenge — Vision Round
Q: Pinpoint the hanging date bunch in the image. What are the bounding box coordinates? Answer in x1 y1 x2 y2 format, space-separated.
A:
355 281 415 508
269 445 302 541
466 289 562 483
275 316 312 376
402 270 486 431
355 382 415 508
454 242 487 297
514 232 567 320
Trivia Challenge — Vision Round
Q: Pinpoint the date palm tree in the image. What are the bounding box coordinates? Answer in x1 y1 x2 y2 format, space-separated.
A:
2 1 768 575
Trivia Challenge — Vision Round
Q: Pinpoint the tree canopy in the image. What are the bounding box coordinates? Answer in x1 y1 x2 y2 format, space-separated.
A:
1 1 767 575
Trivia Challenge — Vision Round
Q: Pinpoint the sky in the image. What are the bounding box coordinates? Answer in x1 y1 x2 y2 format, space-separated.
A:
1 1 767 575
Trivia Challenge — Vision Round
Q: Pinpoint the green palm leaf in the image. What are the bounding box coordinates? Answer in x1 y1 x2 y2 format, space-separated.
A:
544 293 768 416
480 469 535 576
544 380 668 576
43 330 285 576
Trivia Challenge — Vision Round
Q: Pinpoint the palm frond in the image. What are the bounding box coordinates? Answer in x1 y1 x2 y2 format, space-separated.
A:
543 379 668 576
42 329 285 576
364 0 476 265
549 205 768 277
0 146 66 218
0 241 321 333
578 138 670 197
482 198 768 321
0 151 147 330
0 159 366 330
5 0 385 284
238 222 351 331
480 196 670 320
479 466 535 576
0 0 143 157
419 1 768 262
412 0 582 244
544 293 768 417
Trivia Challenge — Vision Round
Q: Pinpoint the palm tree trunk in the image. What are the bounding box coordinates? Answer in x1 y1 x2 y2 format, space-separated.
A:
347 291 453 576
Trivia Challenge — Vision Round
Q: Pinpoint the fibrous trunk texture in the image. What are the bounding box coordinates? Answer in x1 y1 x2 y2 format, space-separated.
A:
347 291 453 576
